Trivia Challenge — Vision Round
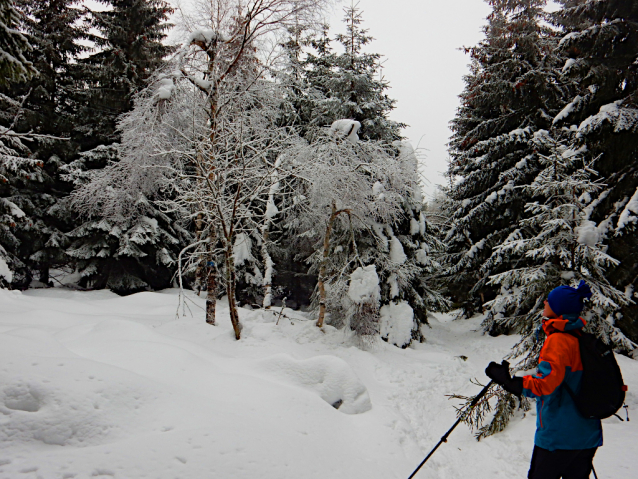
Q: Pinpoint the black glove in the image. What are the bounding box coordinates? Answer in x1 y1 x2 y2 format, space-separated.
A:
485 361 510 384
485 360 523 397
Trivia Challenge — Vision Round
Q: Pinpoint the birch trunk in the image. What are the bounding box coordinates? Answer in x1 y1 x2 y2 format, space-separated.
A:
316 202 338 328
194 212 205 295
224 243 242 339
205 234 217 325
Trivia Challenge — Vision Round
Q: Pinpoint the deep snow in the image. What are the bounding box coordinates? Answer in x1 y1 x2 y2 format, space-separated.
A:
0 288 636 479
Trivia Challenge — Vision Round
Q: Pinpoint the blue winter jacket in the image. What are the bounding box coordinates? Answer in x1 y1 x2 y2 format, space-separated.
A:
522 317 603 451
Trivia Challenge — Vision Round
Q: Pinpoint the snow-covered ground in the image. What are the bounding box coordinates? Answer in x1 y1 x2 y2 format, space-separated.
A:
1 289 636 479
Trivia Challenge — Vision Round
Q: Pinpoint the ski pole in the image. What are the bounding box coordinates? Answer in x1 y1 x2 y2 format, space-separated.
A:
406 377 498 479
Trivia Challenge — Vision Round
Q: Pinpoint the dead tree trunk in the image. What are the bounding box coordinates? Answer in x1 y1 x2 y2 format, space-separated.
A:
261 221 274 309
316 201 349 328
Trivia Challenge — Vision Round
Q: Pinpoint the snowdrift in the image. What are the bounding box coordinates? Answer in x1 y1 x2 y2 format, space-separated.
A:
0 288 636 479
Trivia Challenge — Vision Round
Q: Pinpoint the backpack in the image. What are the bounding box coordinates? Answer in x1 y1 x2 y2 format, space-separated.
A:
562 330 627 420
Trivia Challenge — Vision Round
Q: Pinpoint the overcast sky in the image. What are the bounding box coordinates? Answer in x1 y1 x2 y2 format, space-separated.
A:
85 0 493 197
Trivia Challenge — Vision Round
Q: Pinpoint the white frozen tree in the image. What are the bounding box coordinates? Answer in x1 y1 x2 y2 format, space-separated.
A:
169 0 329 337
284 120 415 339
71 0 330 338
166 81 301 339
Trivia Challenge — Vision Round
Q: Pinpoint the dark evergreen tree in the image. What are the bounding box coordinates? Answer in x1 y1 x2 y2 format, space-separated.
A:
76 0 174 151
0 0 36 86
61 104 192 294
0 0 91 286
301 3 403 142
0 124 41 289
64 0 179 294
64 208 190 293
552 0 638 341
266 25 331 308
444 0 569 317
275 23 320 134
12 0 89 141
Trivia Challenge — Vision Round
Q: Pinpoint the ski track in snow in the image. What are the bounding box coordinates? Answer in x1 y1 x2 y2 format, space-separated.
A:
0 288 636 479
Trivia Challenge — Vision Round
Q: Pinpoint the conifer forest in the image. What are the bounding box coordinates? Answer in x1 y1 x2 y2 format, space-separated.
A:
1 0 638 462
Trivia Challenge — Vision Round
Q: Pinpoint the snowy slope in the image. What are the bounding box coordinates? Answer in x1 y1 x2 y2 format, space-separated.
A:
0 289 636 479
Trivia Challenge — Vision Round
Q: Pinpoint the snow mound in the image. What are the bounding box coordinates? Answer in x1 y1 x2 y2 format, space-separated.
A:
257 354 372 414
0 255 12 282
380 301 414 348
0 329 167 448
187 29 227 45
156 77 174 100
389 235 407 264
348 265 380 304
330 119 361 143
617 187 638 233
576 220 600 247
233 233 253 266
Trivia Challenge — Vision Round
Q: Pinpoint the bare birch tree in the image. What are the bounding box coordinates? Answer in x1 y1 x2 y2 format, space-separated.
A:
71 0 329 338
170 0 328 336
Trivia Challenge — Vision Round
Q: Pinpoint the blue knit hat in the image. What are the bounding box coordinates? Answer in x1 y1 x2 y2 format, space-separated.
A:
547 280 593 317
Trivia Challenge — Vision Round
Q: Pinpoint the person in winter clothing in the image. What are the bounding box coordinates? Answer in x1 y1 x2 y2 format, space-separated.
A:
486 280 602 479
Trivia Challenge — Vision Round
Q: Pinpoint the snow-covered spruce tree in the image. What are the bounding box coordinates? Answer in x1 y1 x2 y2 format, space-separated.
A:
302 1 404 142
75 0 174 151
0 0 36 86
64 0 177 293
0 0 92 285
284 122 445 347
0 119 43 288
462 133 634 440
366 141 450 343
551 0 638 341
65 152 191 295
486 133 634 357
273 5 447 338
444 0 570 318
